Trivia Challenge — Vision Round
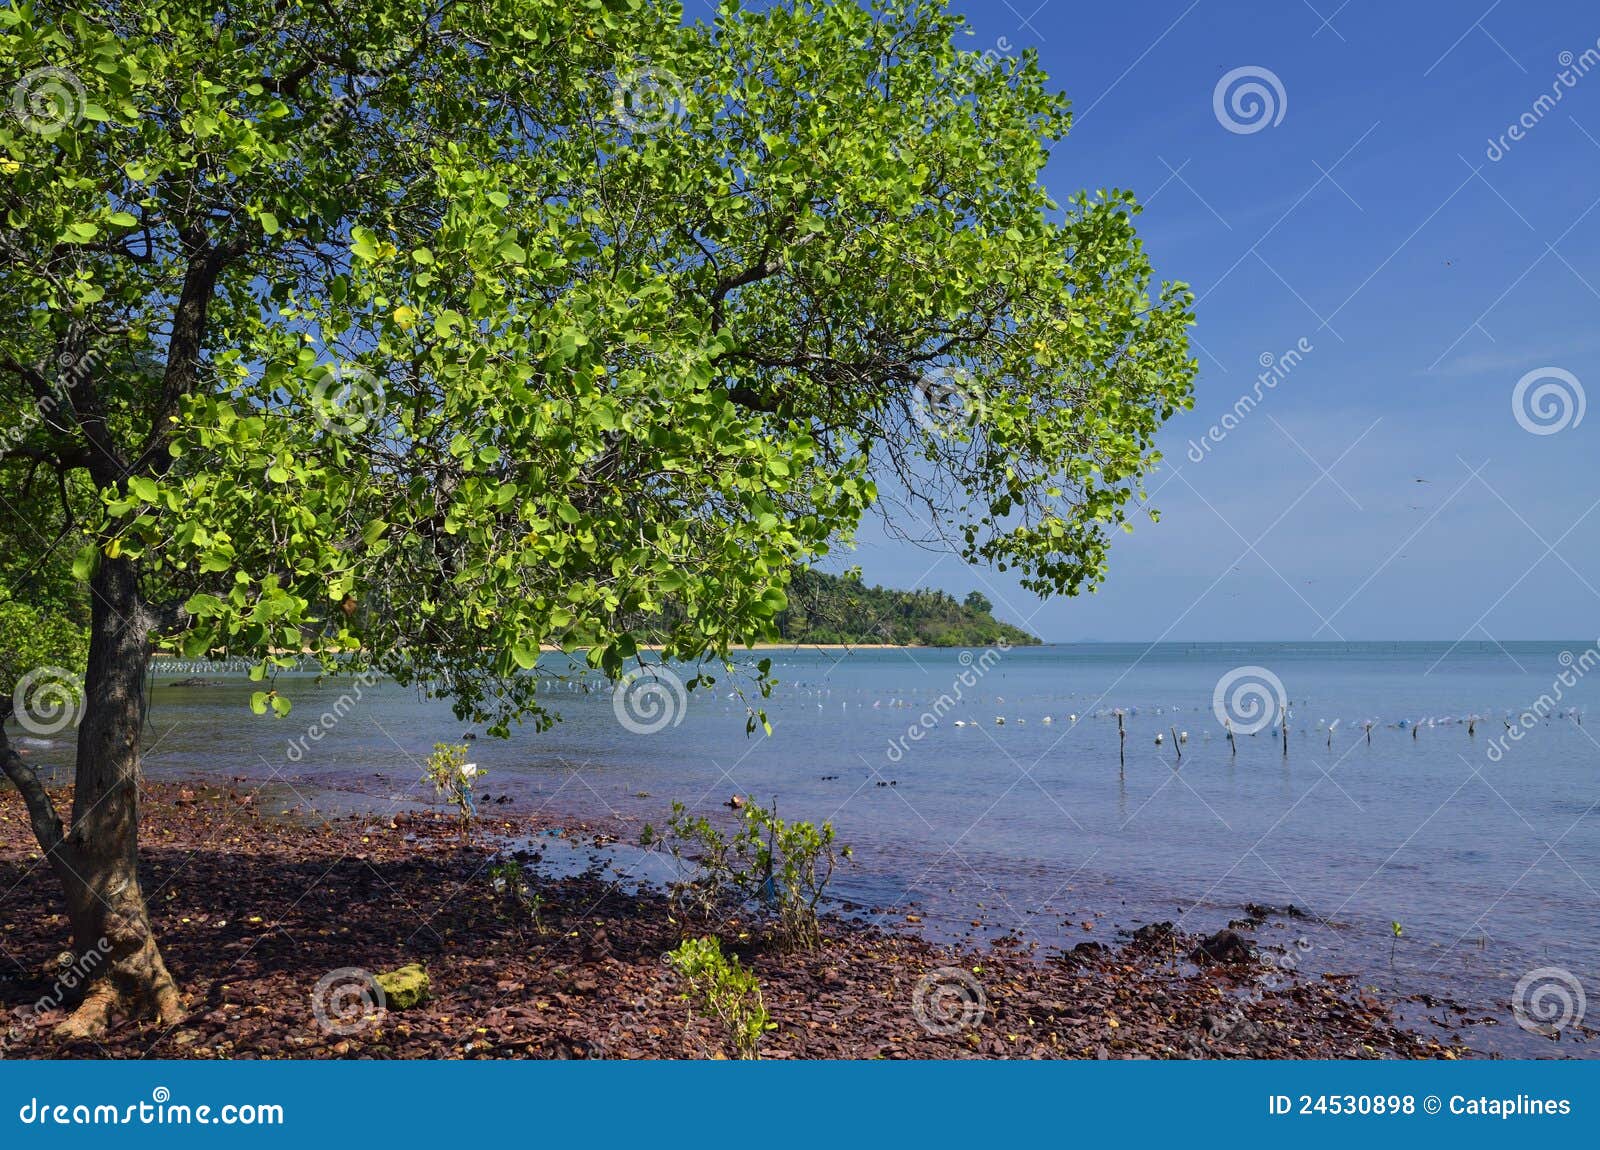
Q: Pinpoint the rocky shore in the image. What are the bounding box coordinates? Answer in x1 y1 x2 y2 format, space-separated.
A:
0 782 1467 1060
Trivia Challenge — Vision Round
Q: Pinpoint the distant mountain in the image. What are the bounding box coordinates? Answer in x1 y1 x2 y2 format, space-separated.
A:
775 569 1040 647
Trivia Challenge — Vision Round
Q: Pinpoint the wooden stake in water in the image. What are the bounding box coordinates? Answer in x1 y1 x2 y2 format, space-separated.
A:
1279 704 1288 757
1116 709 1126 768
1171 725 1182 764
1225 717 1236 757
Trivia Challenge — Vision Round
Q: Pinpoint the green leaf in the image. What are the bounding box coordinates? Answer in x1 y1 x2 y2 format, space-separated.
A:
183 593 226 616
350 226 380 261
71 543 99 581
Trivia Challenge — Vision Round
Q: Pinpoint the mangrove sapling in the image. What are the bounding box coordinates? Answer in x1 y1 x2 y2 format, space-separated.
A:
666 936 774 1060
423 743 481 840
655 799 849 950
657 802 743 921
489 859 547 934
743 799 850 951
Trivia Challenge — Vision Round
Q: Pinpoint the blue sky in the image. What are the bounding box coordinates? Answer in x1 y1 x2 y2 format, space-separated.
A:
834 0 1600 641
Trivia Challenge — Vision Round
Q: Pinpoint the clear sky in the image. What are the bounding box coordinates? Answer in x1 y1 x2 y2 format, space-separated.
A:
833 0 1600 641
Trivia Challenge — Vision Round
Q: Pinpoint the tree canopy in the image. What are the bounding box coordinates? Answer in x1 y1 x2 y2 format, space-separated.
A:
3 0 1191 717
0 0 1192 1030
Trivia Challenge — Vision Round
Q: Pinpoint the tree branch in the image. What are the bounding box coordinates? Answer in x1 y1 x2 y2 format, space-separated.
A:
0 720 67 860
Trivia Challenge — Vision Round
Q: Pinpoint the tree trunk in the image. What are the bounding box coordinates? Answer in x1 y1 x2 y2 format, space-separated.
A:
32 558 181 1038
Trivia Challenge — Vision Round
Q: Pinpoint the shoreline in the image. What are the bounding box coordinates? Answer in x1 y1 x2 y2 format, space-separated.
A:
149 642 1018 660
0 781 1471 1060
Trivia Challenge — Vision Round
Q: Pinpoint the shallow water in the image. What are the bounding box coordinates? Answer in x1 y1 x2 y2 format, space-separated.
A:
29 640 1593 1056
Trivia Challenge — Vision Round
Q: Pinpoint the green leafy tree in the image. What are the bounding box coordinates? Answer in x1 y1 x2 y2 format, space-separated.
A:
0 0 1193 1036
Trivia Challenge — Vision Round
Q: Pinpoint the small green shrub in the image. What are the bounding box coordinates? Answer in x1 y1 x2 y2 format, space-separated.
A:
651 798 848 951
423 742 481 837
744 801 848 952
666 936 772 1059
489 858 546 932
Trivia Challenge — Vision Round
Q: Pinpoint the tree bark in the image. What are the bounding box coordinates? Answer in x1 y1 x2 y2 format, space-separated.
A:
48 557 181 1037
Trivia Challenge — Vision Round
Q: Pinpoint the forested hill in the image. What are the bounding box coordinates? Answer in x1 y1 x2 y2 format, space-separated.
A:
774 570 1041 647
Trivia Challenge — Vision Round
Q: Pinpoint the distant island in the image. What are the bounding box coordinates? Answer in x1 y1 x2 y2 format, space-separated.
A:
774 569 1040 647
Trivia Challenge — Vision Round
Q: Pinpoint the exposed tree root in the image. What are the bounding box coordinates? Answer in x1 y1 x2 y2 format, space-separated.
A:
53 982 119 1040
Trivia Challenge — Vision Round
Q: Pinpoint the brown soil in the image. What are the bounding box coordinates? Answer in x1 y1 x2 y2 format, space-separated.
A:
0 782 1467 1060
